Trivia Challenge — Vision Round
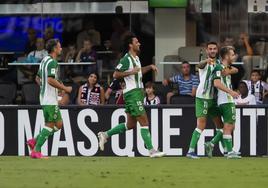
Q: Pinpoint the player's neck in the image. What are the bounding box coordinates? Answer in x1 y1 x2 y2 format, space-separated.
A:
50 52 57 59
129 50 137 58
221 59 229 66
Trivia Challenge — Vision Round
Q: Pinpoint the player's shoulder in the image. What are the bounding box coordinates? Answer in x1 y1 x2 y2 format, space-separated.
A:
119 53 131 63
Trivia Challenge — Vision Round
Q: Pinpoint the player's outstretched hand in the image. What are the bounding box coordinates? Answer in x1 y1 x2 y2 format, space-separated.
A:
151 64 158 73
230 90 239 98
206 58 214 65
65 86 72 94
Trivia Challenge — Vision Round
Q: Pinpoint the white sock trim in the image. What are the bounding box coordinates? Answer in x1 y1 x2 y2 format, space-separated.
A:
223 135 232 139
195 128 202 134
44 126 53 132
216 129 223 133
124 124 128 130
140 126 149 129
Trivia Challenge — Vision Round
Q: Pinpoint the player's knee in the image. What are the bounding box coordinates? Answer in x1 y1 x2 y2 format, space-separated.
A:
55 121 63 130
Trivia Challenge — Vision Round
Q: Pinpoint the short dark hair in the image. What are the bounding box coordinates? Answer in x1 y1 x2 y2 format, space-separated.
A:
220 46 235 59
46 39 60 53
251 70 261 75
145 81 155 90
206 41 218 47
122 33 137 54
182 61 190 65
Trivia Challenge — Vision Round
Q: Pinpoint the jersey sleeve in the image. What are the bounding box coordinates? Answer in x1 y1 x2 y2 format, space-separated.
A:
47 60 57 78
115 58 130 72
213 64 223 80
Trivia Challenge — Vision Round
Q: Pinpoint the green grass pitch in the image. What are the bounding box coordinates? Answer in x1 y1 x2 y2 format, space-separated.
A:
0 156 268 188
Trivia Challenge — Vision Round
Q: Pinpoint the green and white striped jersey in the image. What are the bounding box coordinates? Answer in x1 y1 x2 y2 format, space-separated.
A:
115 53 143 94
196 59 221 100
37 55 59 105
214 64 234 105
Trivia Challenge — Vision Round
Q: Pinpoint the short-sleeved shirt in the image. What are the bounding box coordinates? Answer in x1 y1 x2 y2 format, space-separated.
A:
243 80 268 104
214 64 234 105
115 53 143 94
196 59 221 100
144 96 161 105
170 74 199 95
37 55 59 105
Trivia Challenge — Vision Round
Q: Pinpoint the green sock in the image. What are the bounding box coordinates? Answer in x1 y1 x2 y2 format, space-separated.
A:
211 129 223 145
220 136 227 153
188 128 202 153
34 127 53 152
140 127 153 150
223 135 233 153
107 123 127 137
35 126 59 140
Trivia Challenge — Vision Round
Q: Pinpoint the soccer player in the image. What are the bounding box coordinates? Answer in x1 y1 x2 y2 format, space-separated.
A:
98 34 165 157
212 46 241 159
187 42 238 159
27 39 72 159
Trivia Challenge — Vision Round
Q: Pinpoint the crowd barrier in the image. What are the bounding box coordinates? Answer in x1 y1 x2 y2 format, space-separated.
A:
0 105 267 156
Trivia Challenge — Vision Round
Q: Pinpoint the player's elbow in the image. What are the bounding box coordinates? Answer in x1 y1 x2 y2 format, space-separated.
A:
213 80 221 88
113 72 120 79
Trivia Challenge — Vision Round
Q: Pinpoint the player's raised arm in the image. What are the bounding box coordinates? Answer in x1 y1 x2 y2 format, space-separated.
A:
141 64 158 75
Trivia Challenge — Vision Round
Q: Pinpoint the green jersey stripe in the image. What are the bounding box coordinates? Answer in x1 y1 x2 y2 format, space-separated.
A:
40 57 51 98
128 56 139 88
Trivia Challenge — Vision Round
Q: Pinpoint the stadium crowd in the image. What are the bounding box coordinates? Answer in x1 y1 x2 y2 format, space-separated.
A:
1 18 268 106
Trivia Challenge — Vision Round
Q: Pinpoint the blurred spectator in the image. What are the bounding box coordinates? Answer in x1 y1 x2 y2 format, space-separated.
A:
234 81 256 105
64 44 77 63
110 18 131 64
243 70 268 104
44 27 54 44
163 61 199 104
235 33 253 61
144 82 160 105
24 28 37 54
76 20 101 50
110 18 130 52
76 39 97 63
27 38 48 63
105 79 125 104
77 72 105 105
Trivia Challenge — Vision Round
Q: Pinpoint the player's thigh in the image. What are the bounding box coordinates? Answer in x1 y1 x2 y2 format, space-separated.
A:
219 103 236 125
126 113 137 130
42 105 62 124
195 98 210 118
136 113 149 127
124 90 146 118
208 99 221 119
212 116 224 129
197 117 207 130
